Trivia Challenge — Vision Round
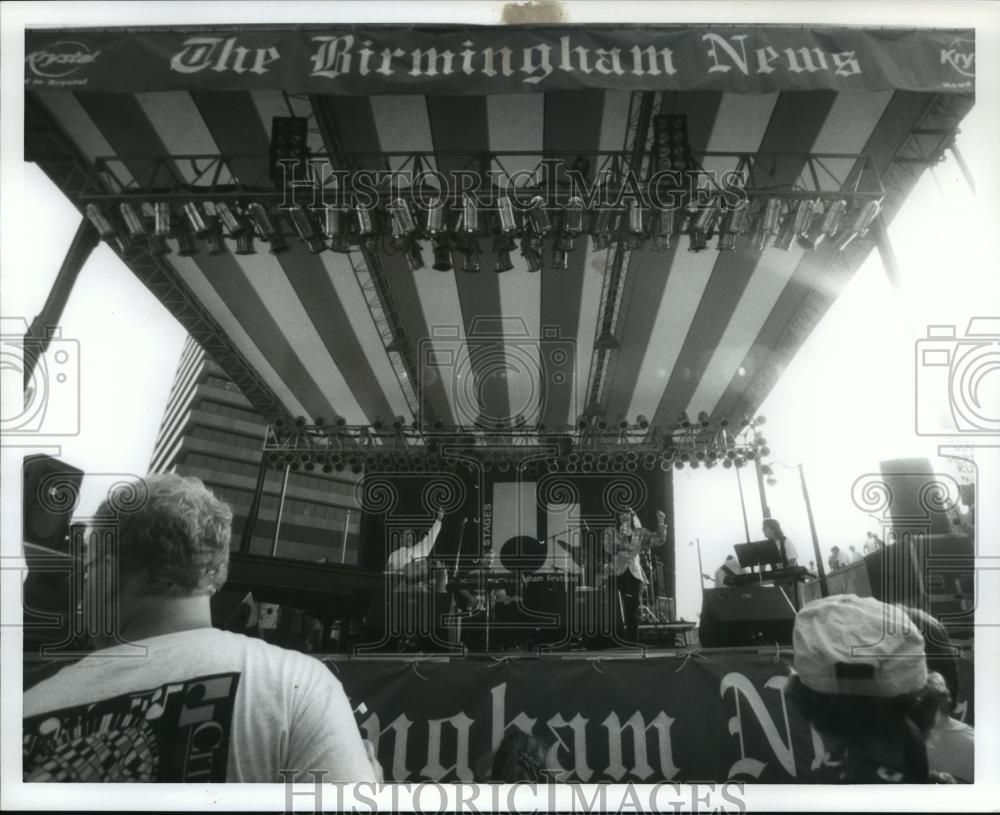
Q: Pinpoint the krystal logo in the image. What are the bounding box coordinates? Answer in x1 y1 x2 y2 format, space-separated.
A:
25 41 100 78
941 38 975 78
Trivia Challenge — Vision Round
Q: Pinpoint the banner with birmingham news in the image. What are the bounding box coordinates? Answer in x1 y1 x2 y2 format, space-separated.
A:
25 26 974 94
332 651 975 783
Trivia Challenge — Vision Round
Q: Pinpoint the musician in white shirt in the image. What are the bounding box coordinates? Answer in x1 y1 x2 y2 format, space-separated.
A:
602 509 667 643
385 507 445 590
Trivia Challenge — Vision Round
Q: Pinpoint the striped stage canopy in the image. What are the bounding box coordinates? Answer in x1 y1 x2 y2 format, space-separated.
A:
25 25 976 437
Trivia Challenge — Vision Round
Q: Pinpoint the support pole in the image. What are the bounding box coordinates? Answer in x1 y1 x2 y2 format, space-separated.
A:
949 141 975 194
799 464 829 598
25 218 99 388
340 510 351 564
270 465 291 558
735 466 751 543
240 450 270 554
754 455 772 520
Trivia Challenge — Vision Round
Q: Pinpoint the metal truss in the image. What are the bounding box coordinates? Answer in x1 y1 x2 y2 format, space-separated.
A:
261 419 763 461
66 150 886 203
24 94 290 423
728 91 974 426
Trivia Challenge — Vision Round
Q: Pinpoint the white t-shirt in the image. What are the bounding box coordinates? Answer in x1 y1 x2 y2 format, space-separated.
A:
23 628 376 783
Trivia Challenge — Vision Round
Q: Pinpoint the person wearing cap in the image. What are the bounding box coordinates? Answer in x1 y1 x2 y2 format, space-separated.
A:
787 594 954 783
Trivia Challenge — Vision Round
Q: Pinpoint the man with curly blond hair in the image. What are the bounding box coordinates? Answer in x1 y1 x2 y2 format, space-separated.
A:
23 474 377 783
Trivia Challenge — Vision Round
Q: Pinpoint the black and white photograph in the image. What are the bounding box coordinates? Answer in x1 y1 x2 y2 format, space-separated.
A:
2 1 998 811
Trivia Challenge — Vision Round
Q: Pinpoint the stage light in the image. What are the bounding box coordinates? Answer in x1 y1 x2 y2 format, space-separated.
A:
183 202 212 237
354 202 377 237
674 461 685 470
493 237 515 272
799 198 847 250
695 449 706 460
755 415 767 425
154 202 172 237
497 196 518 234
690 460 701 469
774 198 817 251
759 445 771 457
734 456 747 468
835 199 882 251
726 449 737 459
719 415 730 428
716 201 749 251
753 198 782 251
697 410 711 428
627 200 645 235
84 204 116 240
652 206 676 251
432 237 454 272
391 198 417 236
564 196 585 235
119 203 147 237
404 240 426 272
521 236 544 273
761 464 773 476
459 239 481 273
617 416 629 430
527 195 551 236
688 205 715 253
745 449 757 461
705 459 716 469
248 203 288 253
589 208 614 250
174 220 199 257
766 476 778 487
214 203 242 236
461 194 480 234
324 206 351 253
205 219 227 255
425 196 447 236
678 412 691 429
551 246 570 271
680 451 691 462
722 458 733 469
635 415 650 429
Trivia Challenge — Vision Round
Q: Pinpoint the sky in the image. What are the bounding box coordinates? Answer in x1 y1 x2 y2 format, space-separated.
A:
3 14 998 623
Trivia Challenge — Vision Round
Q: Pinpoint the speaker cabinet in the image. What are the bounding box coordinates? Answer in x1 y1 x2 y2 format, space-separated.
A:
698 585 796 647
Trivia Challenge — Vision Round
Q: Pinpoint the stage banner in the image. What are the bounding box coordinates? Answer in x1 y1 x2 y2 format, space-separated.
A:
329 651 974 783
24 26 974 95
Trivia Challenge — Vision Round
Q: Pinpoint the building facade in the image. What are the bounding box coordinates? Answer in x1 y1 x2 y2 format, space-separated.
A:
149 337 363 565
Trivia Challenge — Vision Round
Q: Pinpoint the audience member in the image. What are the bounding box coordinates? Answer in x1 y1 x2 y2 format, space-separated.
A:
22 474 377 783
905 607 974 782
489 730 557 782
786 594 954 783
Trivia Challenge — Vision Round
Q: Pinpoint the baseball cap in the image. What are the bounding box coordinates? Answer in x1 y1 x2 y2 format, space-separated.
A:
793 594 927 697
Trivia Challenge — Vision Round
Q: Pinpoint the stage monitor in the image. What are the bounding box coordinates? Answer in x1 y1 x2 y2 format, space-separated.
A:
734 539 783 570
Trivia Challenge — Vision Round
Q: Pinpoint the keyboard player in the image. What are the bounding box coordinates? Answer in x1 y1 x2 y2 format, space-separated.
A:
762 518 798 569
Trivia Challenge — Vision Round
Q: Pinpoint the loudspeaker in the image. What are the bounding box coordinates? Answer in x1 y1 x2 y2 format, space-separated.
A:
878 458 953 537
698 585 796 647
23 454 84 553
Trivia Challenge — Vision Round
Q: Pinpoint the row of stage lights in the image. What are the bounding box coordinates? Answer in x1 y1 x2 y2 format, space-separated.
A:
83 192 882 274
265 413 771 474
266 448 768 475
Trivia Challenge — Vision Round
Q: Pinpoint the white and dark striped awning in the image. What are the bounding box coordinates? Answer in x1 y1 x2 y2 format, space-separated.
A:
25 25 975 435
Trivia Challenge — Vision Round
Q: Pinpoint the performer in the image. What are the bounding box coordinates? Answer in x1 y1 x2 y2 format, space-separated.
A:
603 508 668 643
714 554 745 586
386 507 445 592
762 518 797 568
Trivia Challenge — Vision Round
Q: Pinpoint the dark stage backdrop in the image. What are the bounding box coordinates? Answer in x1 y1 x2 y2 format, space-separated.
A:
357 461 674 591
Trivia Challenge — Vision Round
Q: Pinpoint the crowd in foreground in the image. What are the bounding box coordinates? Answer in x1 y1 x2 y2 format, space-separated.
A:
22 474 973 784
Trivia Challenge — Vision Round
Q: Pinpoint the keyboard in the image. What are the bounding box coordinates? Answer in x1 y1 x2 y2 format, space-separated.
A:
727 566 812 586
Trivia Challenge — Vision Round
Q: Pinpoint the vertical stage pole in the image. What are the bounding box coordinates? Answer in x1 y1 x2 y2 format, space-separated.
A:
754 456 772 520
270 465 291 558
735 466 751 543
799 464 829 598
241 449 270 554
340 509 351 564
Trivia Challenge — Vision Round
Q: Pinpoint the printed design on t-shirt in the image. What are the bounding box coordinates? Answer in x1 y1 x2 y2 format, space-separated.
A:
23 672 240 782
